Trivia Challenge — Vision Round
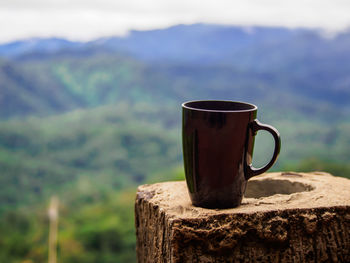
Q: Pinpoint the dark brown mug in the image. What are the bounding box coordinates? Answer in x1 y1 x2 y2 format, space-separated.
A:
182 100 281 208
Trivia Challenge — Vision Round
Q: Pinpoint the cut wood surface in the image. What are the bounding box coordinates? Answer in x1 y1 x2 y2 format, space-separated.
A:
135 172 350 263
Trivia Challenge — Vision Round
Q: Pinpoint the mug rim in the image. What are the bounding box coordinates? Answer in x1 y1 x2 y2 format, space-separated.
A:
182 100 258 113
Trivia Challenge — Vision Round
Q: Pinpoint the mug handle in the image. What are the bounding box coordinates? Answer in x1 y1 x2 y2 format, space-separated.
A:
245 119 281 180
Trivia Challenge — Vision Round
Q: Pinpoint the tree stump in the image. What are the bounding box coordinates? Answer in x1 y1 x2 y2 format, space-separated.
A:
135 172 350 263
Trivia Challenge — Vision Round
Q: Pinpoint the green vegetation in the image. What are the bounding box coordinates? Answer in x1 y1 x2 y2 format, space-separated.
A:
0 103 181 212
0 102 349 262
0 102 185 262
0 25 350 262
0 190 137 263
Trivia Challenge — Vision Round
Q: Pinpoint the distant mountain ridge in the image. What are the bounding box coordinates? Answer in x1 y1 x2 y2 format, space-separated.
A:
1 24 350 63
0 37 82 58
0 24 349 119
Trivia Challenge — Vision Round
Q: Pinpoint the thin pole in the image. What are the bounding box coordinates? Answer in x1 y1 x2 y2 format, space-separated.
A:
48 196 59 263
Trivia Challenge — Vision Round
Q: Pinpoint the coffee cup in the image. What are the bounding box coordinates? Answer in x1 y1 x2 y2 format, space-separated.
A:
182 100 281 208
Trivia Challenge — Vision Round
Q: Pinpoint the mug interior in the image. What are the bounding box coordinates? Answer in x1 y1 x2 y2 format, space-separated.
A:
183 100 257 112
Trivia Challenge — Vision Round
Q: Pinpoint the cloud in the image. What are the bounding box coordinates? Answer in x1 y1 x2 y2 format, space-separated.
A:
1 0 350 43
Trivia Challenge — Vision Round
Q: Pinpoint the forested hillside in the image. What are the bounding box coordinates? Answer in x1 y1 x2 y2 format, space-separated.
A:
0 24 349 262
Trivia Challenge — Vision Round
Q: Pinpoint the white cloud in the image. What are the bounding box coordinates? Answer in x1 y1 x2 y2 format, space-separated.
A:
0 0 350 43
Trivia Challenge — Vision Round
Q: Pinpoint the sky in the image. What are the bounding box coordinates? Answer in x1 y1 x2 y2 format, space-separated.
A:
1 0 350 43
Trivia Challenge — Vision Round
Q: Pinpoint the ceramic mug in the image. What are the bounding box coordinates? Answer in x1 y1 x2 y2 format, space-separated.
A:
182 100 281 208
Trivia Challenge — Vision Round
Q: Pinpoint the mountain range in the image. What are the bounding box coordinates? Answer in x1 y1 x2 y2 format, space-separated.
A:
1 23 350 262
0 24 349 120
2 24 350 66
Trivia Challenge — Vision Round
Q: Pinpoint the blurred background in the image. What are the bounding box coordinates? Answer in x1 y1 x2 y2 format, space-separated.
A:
0 0 350 262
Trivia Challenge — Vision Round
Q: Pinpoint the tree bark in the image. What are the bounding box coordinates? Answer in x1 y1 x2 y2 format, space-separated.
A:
135 172 350 263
